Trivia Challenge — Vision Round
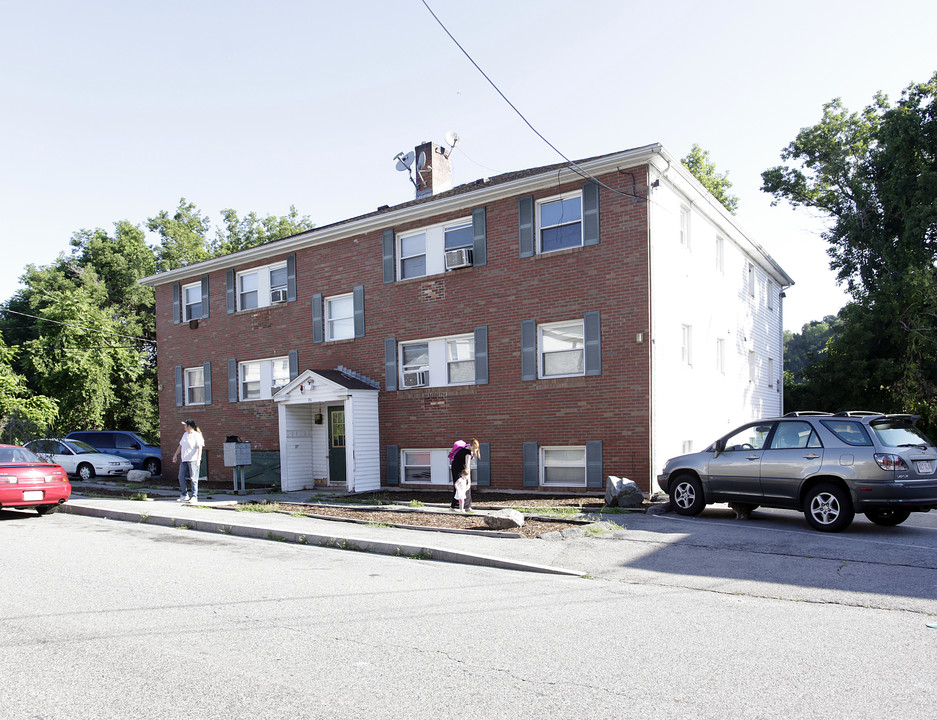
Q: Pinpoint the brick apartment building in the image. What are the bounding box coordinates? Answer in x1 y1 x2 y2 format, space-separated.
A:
140 142 793 495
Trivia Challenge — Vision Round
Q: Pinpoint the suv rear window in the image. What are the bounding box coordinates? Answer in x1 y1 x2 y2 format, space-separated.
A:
819 420 873 446
869 420 933 448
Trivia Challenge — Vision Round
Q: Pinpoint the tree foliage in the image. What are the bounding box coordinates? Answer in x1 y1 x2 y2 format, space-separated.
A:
766 72 937 430
682 144 739 213
1 201 314 441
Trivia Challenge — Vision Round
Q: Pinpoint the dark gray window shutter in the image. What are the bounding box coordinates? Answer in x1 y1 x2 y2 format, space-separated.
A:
583 180 600 246
523 441 539 487
521 319 537 381
518 196 535 258
289 350 298 381
586 440 603 488
311 293 324 343
382 229 395 283
353 285 365 338
472 206 487 267
228 358 238 402
226 269 236 314
474 325 488 385
172 283 181 324
200 276 210 319
174 365 184 406
202 361 212 405
384 337 397 391
286 253 297 302
584 311 602 376
386 445 399 486
476 442 491 487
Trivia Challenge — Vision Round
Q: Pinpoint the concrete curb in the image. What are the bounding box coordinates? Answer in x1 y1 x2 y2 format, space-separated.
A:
60 502 586 577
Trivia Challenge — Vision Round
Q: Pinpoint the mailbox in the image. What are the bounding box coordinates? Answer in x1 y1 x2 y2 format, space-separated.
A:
223 441 252 467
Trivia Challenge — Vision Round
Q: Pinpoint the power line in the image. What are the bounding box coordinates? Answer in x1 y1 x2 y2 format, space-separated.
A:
1 308 156 345
419 0 647 203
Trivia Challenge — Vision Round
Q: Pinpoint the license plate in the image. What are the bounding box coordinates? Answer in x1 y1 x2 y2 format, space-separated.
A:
22 490 44 501
917 461 933 474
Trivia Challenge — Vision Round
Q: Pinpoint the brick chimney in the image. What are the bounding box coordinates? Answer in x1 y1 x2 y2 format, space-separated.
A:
413 140 452 199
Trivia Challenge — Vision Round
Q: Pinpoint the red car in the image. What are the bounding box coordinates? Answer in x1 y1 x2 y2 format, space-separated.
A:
0 443 71 515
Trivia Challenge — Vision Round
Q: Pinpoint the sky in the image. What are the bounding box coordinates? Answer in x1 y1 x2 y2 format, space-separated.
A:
2 0 935 333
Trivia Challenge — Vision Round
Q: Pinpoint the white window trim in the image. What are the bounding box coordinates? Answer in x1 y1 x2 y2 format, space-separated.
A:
401 448 475 485
767 279 775 310
681 325 693 368
237 262 288 311
399 333 475 388
768 358 775 388
238 356 290 401
540 446 586 487
747 263 755 297
716 338 725 375
715 236 724 273
679 206 691 249
537 190 583 254
397 216 472 280
538 319 585 379
325 293 355 342
182 281 202 322
184 367 205 406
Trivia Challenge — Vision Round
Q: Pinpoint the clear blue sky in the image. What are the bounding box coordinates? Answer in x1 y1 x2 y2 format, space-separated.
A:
2 0 934 332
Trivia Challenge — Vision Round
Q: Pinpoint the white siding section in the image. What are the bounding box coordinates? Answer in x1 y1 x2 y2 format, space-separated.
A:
649 165 786 489
281 405 316 491
349 391 381 492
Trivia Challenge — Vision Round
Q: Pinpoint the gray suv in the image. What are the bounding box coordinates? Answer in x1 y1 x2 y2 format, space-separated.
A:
65 431 162 476
657 412 937 532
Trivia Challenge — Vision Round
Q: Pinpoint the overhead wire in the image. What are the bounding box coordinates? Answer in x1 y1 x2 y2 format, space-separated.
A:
418 0 649 203
1 307 156 345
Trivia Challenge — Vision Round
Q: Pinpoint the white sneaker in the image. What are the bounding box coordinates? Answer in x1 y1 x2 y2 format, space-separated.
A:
176 494 188 502
189 496 198 504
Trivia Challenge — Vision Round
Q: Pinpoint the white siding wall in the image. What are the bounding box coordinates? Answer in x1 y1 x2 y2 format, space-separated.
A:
649 167 786 488
282 405 316 491
349 391 381 492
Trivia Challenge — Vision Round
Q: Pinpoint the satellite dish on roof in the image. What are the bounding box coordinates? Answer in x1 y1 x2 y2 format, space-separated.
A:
394 151 414 172
445 130 459 147
417 151 426 171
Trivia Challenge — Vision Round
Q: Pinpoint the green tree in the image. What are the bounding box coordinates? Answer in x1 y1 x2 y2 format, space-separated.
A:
0 335 58 444
148 199 212 272
211 205 315 256
764 72 937 429
682 144 739 213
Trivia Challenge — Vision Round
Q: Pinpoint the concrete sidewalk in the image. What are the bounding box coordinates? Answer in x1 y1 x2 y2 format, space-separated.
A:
60 488 588 577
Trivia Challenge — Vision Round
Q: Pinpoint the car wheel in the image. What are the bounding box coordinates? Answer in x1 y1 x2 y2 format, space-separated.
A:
804 483 854 532
864 508 911 526
144 459 161 476
77 463 96 481
36 504 59 516
670 474 706 516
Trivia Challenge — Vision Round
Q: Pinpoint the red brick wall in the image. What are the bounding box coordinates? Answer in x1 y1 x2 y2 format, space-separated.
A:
155 165 654 491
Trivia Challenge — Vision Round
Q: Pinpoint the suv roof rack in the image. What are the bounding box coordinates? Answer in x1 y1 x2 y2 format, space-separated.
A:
783 411 830 417
833 411 883 417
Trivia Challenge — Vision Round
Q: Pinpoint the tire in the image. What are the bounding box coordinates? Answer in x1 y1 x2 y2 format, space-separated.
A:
670 474 706 516
36 504 59 516
804 482 854 532
144 458 161 476
77 463 95 481
864 508 911 526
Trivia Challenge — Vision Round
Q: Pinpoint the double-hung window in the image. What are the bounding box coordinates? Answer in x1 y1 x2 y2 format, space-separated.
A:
239 356 289 401
541 446 586 487
540 320 584 377
399 334 474 388
397 217 473 280
401 448 476 484
325 294 354 341
538 192 582 253
237 262 288 311
182 282 202 321
185 367 205 405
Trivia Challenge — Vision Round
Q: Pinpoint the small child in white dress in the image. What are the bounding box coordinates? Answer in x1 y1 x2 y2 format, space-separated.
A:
454 470 470 511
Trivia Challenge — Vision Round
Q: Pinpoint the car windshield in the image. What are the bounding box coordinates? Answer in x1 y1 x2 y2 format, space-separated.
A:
869 419 934 448
0 446 43 464
64 440 101 454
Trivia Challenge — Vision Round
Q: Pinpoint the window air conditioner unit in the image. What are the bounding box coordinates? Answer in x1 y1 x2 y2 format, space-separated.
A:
444 248 473 270
402 370 428 387
270 288 288 304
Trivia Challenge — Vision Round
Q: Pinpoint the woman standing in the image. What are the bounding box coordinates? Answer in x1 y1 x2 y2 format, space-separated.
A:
172 419 205 503
449 438 480 511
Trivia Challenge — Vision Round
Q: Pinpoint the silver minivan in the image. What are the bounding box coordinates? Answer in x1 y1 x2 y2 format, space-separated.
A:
657 412 937 531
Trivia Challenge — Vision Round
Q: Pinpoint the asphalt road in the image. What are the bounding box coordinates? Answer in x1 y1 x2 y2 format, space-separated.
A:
1 507 935 719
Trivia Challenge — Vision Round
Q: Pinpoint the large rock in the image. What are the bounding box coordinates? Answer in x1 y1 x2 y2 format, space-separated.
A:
483 509 525 529
127 469 152 484
605 476 644 507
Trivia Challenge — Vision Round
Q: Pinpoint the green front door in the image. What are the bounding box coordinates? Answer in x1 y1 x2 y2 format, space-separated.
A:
328 406 346 487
